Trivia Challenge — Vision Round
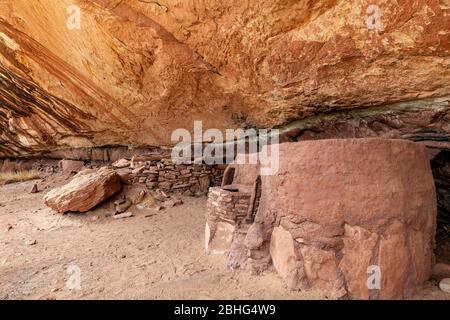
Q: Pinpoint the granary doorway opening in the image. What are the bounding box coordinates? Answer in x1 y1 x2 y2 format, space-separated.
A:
221 167 236 187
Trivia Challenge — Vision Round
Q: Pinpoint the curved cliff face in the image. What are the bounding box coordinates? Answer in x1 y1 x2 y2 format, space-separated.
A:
0 0 449 157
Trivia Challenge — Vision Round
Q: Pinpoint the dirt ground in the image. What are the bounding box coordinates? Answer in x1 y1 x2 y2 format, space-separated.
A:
0 180 449 300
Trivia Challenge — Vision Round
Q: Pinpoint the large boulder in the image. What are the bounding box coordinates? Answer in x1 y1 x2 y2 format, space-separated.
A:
44 167 122 213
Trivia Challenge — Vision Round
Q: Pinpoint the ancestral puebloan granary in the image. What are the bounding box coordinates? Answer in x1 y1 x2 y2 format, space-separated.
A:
0 0 449 301
206 138 437 299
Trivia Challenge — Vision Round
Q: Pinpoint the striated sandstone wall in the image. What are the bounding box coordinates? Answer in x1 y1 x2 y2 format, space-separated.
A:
0 0 449 157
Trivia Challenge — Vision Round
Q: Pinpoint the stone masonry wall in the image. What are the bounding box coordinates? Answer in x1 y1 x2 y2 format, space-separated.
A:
206 187 251 223
205 187 251 255
116 158 225 195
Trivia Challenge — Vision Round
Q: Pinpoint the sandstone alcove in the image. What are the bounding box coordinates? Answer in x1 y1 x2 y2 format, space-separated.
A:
0 0 449 301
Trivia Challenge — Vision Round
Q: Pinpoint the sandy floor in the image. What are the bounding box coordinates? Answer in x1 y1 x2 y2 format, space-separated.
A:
0 180 449 300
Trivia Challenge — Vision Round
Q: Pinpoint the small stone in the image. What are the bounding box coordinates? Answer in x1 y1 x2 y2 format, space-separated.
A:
132 166 145 174
113 212 133 219
172 183 190 189
5 224 12 232
131 190 147 205
114 197 132 214
164 198 183 207
439 278 450 293
192 191 203 197
146 181 157 189
25 239 37 246
146 173 158 181
51 288 59 292
159 182 172 190
112 158 130 168
159 190 169 198
153 189 169 202
164 173 177 180
180 169 191 175
138 177 147 184
130 156 146 169
30 183 39 194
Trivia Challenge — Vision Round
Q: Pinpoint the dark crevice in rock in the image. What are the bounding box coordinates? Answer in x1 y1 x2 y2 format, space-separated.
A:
245 175 262 223
277 95 450 149
431 149 450 262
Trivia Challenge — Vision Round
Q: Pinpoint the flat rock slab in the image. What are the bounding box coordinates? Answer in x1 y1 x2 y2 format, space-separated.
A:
205 221 235 254
44 167 122 213
113 212 133 219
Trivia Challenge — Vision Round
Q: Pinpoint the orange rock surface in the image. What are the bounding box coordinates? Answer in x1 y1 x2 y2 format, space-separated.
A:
0 0 449 156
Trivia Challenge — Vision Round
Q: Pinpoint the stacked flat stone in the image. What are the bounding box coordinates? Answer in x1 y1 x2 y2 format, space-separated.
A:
118 158 225 194
205 186 252 254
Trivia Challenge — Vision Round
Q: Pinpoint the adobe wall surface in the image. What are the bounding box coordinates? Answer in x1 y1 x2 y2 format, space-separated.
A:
207 138 437 299
256 139 436 299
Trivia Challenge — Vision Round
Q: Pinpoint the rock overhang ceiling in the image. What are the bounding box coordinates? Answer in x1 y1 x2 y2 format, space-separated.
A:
0 0 449 157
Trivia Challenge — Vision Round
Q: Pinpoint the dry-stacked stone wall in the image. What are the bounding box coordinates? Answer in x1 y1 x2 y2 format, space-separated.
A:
205 186 252 255
117 158 225 195
206 187 251 223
